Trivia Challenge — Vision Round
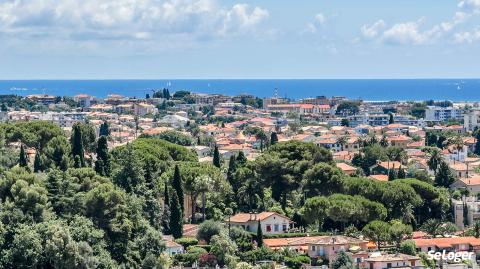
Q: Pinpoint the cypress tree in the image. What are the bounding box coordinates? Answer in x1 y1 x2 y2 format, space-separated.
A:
256 220 263 247
19 144 28 168
170 191 183 239
388 169 397 181
71 124 85 168
475 131 480 155
33 150 42 172
227 155 237 184
398 167 406 179
213 145 221 168
172 164 184 212
270 132 278 145
389 113 394 124
236 151 247 166
164 181 170 207
99 121 110 137
95 136 111 176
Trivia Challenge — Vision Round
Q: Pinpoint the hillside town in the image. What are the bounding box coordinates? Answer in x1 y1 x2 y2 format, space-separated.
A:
3 90 480 269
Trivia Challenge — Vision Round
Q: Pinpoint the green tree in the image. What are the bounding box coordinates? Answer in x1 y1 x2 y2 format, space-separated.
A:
301 196 330 232
170 191 183 239
210 233 238 267
99 121 110 137
256 220 263 247
389 220 413 250
362 220 391 250
19 144 28 168
33 150 42 172
434 161 455 187
94 136 111 177
197 220 224 243
213 145 221 168
270 132 278 145
71 124 85 168
332 250 353 269
399 240 417 255
475 131 480 155
113 143 145 194
172 164 184 213
389 113 395 124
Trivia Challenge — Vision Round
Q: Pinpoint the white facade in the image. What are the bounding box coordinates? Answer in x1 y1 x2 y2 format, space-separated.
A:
464 110 480 131
425 106 464 122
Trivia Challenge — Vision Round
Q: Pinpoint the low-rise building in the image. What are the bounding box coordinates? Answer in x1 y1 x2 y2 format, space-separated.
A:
364 253 422 269
226 212 292 234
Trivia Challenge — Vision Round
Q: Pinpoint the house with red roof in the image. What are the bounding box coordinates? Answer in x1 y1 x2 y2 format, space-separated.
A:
225 212 292 234
413 237 480 254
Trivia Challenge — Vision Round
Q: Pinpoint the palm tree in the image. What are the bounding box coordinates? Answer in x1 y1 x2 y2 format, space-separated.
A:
195 175 212 222
337 136 348 151
444 136 465 162
427 148 442 174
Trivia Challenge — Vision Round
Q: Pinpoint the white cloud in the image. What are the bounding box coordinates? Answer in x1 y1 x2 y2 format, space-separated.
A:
458 0 480 10
382 20 429 45
360 20 386 39
305 13 327 33
0 0 269 42
454 29 480 43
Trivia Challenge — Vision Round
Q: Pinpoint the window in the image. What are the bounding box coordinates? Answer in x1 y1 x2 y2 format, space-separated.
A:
266 224 272 232
312 246 316 251
282 224 287 231
387 263 392 268
274 224 279 232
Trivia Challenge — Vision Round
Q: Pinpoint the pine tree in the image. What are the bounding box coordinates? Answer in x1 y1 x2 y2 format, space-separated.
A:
71 124 85 168
33 150 42 172
172 164 184 213
256 220 263 247
19 144 28 168
95 136 111 176
99 121 110 137
170 191 183 239
389 113 395 124
213 145 221 168
270 132 278 145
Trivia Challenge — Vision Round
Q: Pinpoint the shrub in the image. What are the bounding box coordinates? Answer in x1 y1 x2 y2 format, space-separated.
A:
175 237 199 249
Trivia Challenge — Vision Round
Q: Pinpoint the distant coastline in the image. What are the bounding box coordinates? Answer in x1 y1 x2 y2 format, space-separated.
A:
1 79 480 101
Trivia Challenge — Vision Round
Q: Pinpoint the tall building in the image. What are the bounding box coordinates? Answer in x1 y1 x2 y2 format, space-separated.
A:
425 106 464 122
464 109 480 131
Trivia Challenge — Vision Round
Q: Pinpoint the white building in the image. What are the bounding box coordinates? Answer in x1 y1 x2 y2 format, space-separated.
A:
226 212 292 235
158 114 189 128
74 94 92 108
425 106 464 122
464 109 480 131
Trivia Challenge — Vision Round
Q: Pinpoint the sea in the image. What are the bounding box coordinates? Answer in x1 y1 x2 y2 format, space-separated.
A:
1 79 480 101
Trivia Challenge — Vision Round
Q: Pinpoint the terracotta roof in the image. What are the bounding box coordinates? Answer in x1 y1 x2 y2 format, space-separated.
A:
414 237 480 248
458 176 480 186
183 224 199 238
365 253 419 262
336 162 357 172
228 212 290 223
449 162 468 171
377 161 402 170
369 175 389 182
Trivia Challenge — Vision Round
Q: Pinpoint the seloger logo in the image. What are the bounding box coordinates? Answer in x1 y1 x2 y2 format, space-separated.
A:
427 250 475 263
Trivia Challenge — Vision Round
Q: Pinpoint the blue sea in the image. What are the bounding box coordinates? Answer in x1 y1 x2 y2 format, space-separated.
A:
1 79 479 101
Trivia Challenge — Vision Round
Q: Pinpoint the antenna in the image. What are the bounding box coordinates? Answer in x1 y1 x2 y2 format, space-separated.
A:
274 88 279 98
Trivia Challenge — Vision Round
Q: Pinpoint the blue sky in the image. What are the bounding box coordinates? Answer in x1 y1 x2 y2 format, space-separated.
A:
0 0 480 79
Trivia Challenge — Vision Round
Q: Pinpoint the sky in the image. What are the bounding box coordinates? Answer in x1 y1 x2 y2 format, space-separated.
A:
1 0 480 79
